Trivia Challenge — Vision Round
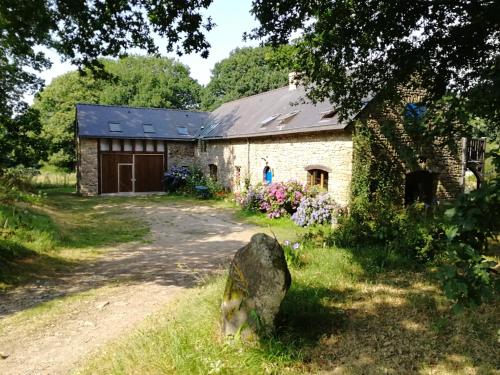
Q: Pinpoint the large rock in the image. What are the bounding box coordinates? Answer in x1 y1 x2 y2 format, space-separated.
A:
221 233 291 341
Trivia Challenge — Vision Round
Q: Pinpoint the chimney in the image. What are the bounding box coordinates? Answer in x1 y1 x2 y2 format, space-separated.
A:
288 72 299 91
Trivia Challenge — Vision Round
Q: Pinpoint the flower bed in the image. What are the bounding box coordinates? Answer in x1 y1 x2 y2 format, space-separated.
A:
237 180 344 226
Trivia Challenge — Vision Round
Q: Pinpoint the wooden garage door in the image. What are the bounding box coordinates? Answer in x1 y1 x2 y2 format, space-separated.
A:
101 154 133 193
134 154 164 192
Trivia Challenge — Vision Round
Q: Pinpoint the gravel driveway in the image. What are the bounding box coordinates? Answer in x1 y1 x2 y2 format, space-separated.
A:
0 201 260 375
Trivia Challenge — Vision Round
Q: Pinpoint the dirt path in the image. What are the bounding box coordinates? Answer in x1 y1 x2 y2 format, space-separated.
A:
0 202 260 375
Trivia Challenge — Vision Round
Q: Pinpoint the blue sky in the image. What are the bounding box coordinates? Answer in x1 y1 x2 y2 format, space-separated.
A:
32 0 260 102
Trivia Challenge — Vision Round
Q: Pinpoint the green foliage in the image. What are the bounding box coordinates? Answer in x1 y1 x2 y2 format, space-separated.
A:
1 0 214 123
282 241 303 268
201 46 293 110
438 176 500 310
249 0 499 140
184 165 224 197
33 56 202 168
0 107 46 170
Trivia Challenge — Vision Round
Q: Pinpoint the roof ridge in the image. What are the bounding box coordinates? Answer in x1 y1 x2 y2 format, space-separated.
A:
75 102 210 114
213 85 292 109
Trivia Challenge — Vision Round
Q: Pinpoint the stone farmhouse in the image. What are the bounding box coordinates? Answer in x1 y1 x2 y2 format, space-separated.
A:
76 76 483 206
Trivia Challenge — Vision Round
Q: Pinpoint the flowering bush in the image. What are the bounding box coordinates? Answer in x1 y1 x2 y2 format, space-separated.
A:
237 185 264 211
163 166 191 193
260 181 308 218
292 193 343 227
237 181 308 218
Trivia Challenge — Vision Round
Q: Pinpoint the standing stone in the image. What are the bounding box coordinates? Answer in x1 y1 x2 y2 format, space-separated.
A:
221 233 291 341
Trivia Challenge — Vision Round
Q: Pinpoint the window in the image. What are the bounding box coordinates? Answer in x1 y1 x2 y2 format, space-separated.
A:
156 141 165 152
307 169 329 190
143 124 155 133
100 139 110 151
135 140 143 151
200 140 207 152
405 103 427 120
318 108 339 124
260 114 281 127
123 139 133 151
176 126 189 135
278 110 300 124
112 139 121 151
320 108 338 119
209 164 218 181
405 171 437 206
145 140 154 152
108 122 122 132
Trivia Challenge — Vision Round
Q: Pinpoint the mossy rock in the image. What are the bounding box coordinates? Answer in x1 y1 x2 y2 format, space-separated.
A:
221 233 291 341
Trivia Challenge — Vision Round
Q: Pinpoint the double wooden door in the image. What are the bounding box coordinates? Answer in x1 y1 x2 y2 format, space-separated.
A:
101 153 164 194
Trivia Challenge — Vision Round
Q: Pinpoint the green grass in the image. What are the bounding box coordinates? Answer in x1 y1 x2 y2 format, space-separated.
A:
0 187 149 290
79 222 499 374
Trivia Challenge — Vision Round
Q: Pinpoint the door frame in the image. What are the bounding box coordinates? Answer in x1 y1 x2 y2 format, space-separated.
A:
100 152 165 194
117 163 134 193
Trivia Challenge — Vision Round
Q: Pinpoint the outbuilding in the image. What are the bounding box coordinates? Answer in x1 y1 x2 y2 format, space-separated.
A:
76 104 207 194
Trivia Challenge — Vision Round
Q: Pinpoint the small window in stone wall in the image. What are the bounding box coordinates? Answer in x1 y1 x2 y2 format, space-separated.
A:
112 139 121 151
200 140 207 152
307 169 329 190
100 139 110 151
123 139 132 151
157 141 165 152
209 164 218 181
135 140 143 152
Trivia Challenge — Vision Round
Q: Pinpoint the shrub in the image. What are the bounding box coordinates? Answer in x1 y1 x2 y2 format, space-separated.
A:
0 166 39 190
260 181 308 218
438 176 500 310
237 185 264 211
163 166 191 193
292 193 343 227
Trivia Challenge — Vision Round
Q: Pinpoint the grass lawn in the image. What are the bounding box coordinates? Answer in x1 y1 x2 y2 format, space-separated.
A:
79 221 499 374
0 186 149 290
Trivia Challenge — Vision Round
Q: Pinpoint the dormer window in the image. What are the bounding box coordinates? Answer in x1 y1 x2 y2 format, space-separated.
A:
176 126 189 136
260 113 281 127
143 124 155 133
278 110 300 124
108 122 122 132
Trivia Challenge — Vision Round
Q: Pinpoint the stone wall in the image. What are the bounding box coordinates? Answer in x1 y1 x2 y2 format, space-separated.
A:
77 138 98 196
167 141 196 169
196 131 354 205
357 86 464 203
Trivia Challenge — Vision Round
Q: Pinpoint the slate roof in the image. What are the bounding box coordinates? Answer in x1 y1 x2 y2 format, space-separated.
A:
76 103 210 140
201 86 351 139
76 86 361 140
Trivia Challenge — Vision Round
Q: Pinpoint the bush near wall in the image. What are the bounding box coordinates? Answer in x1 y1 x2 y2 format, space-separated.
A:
236 181 345 226
163 165 224 198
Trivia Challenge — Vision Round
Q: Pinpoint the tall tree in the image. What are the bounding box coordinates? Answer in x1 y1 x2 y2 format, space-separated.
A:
202 46 294 110
0 0 214 168
248 0 500 140
34 56 202 169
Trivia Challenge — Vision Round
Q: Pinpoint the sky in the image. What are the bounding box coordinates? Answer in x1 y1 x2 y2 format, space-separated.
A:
31 0 260 103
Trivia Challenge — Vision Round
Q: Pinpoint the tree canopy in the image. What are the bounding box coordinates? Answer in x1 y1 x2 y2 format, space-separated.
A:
248 0 500 140
201 46 294 110
0 0 214 168
34 56 202 168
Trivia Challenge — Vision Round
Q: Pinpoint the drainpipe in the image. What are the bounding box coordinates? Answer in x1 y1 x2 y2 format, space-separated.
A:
246 138 250 185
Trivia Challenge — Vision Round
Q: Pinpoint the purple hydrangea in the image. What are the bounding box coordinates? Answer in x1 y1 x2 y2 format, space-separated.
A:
292 193 343 227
